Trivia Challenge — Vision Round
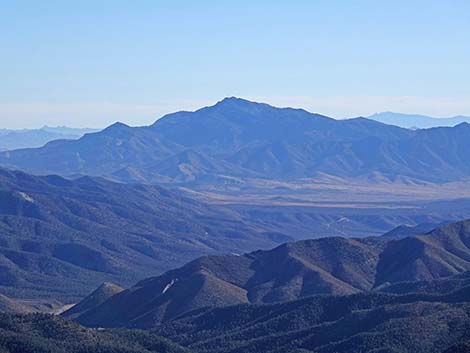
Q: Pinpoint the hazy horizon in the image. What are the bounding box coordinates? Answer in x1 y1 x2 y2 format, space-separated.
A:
2 97 470 130
1 1 470 128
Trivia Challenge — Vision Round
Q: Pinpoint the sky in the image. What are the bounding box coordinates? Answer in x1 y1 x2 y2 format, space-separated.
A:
1 0 470 128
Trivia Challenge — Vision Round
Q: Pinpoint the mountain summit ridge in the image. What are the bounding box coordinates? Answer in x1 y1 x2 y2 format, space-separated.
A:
1 98 470 184
369 111 470 129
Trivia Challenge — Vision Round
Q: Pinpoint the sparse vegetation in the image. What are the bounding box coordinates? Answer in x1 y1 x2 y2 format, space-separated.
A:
153 286 470 353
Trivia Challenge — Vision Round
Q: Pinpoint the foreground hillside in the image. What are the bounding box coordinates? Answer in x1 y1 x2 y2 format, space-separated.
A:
154 280 470 353
3 278 470 353
0 168 280 301
69 219 470 328
0 313 189 353
2 98 470 184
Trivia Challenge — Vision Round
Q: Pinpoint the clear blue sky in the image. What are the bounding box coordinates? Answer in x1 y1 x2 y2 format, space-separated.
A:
1 0 470 128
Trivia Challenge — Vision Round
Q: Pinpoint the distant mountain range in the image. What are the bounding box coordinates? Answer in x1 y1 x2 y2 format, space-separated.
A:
1 98 470 184
0 126 99 151
368 112 470 129
68 219 470 328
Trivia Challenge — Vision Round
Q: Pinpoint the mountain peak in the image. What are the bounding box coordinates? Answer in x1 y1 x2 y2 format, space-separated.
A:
101 122 132 135
219 96 250 103
214 96 260 108
61 281 124 320
101 122 131 133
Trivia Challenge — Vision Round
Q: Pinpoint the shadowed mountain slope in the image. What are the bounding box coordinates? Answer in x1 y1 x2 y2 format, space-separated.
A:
3 283 470 353
0 313 190 353
0 168 282 301
153 284 470 353
4 166 466 303
379 271 470 295
381 221 450 238
61 282 123 319
73 219 470 328
0 293 29 313
375 220 470 285
75 237 384 328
